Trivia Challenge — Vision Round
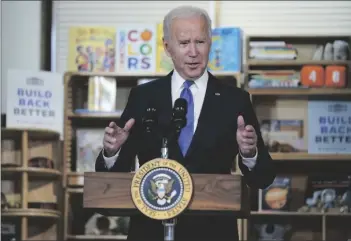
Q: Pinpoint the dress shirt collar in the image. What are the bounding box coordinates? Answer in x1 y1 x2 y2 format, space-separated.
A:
172 69 209 91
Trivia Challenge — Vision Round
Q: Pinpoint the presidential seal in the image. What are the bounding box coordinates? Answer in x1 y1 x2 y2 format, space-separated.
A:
131 158 193 220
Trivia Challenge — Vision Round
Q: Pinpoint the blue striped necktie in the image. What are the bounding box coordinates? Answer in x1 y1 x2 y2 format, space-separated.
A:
178 80 194 156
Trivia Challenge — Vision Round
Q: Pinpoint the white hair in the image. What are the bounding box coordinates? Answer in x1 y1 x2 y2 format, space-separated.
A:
163 5 212 41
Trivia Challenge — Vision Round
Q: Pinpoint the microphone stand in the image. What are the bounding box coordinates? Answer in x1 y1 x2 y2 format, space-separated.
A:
143 103 184 241
160 137 177 241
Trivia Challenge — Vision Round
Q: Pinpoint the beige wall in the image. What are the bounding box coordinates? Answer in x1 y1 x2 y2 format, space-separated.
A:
1 1 47 114
52 1 351 74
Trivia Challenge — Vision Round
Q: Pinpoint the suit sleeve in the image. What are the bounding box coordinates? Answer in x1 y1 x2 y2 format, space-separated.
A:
95 87 140 173
238 91 276 189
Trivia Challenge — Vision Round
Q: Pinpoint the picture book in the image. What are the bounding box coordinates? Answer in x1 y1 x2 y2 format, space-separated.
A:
260 119 305 152
87 76 117 112
155 23 174 73
207 27 242 72
67 26 116 72
76 128 105 172
259 176 292 211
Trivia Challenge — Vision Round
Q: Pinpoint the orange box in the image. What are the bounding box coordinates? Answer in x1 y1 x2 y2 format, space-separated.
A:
325 65 346 87
300 65 325 87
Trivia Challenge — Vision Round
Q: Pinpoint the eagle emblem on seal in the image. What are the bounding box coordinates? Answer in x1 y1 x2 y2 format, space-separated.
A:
148 173 177 206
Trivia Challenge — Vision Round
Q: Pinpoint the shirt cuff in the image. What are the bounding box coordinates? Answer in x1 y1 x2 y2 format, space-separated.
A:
102 148 120 169
240 147 258 170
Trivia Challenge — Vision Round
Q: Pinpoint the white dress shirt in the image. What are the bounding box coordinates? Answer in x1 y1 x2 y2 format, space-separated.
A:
103 69 257 169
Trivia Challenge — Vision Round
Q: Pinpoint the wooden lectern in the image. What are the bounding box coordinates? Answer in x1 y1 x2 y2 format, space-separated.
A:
83 171 250 218
83 139 250 240
83 103 251 240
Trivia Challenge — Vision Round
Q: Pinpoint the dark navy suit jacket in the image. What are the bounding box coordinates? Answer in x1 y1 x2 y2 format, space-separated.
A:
95 71 276 241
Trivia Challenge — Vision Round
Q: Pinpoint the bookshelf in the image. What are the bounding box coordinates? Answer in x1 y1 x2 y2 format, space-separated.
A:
61 35 350 241
243 35 351 241
62 70 241 240
1 128 62 241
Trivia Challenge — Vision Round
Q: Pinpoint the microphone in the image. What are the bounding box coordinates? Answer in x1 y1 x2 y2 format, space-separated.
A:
142 106 157 133
172 98 187 134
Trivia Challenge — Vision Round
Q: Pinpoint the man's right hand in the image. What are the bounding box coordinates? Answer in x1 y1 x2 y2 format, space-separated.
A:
103 118 135 157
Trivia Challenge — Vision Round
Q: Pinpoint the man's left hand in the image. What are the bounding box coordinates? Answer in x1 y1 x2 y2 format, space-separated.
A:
236 115 257 158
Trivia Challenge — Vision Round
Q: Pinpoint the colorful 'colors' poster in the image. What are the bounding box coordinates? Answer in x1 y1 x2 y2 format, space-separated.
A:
115 25 157 73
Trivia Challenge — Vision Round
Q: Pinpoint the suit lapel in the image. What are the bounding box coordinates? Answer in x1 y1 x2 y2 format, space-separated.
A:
156 71 173 129
185 72 221 160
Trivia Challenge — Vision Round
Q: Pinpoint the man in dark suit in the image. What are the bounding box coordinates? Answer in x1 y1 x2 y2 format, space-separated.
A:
95 5 275 241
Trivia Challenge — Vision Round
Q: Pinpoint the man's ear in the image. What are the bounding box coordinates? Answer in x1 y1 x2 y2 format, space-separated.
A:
162 37 172 58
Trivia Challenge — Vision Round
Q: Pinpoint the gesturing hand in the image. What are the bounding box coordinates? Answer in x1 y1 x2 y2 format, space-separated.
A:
103 118 135 157
236 115 257 158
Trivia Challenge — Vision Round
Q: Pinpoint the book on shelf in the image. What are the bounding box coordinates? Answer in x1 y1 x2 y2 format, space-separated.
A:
76 128 105 173
1 221 20 241
249 41 297 60
88 76 117 112
156 23 173 73
207 27 242 72
1 139 20 167
85 213 129 236
1 180 21 209
67 26 116 73
260 119 305 153
254 223 292 241
75 128 139 173
248 70 301 88
258 176 292 212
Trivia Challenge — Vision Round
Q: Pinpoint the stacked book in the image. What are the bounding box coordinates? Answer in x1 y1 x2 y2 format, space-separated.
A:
249 41 297 60
248 70 301 88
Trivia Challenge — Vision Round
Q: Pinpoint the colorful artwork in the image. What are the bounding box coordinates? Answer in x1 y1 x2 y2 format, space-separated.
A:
156 23 173 73
76 128 105 172
208 27 242 72
115 25 157 73
67 27 116 72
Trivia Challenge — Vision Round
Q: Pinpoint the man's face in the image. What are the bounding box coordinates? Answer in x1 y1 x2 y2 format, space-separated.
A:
163 15 211 80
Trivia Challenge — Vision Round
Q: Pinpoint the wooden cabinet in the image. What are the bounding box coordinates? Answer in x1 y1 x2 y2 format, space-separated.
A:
243 35 351 241
1 128 62 240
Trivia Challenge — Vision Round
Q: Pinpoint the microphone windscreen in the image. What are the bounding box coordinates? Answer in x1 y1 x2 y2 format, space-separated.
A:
174 98 187 114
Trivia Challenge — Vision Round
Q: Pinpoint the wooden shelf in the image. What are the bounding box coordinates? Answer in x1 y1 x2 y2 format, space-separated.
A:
1 128 62 240
247 60 351 66
270 152 351 161
1 208 61 218
244 34 351 241
2 167 62 177
61 33 351 241
251 211 321 216
247 87 351 96
67 234 127 240
67 172 84 186
67 188 83 194
64 70 240 78
246 34 351 39
1 127 60 139
251 211 351 217
67 111 122 119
